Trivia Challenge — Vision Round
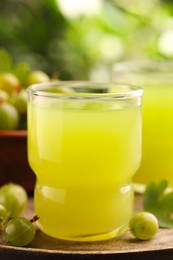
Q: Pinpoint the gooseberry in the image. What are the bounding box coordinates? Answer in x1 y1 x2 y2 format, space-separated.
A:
10 90 27 114
0 102 19 130
5 217 36 246
27 70 50 85
129 211 159 240
0 183 28 218
0 73 20 94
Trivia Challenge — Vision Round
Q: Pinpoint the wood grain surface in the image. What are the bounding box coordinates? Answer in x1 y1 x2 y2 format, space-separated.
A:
1 195 173 260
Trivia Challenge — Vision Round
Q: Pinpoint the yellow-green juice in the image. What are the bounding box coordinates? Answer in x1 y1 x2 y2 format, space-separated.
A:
27 82 142 241
134 83 173 186
113 61 173 187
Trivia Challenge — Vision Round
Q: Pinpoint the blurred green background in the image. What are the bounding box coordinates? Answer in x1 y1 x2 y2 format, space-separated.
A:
1 0 173 81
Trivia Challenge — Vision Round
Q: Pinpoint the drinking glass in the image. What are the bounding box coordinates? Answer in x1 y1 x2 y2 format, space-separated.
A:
113 60 173 187
27 81 142 241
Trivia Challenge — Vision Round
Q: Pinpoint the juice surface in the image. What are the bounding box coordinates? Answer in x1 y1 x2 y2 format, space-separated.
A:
133 83 173 186
28 99 141 241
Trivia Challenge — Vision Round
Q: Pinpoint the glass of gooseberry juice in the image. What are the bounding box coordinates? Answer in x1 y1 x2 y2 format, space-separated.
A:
27 81 143 241
113 61 173 187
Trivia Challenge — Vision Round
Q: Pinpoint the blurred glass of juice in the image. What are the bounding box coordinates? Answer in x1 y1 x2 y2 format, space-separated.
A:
113 60 173 187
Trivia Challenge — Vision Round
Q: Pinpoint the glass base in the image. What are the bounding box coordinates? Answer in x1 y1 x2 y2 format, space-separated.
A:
37 222 128 242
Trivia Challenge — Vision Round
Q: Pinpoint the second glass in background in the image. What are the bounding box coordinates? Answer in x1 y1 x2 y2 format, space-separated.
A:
113 60 173 187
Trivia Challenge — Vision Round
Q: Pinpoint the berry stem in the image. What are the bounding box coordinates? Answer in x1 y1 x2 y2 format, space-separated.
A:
30 215 39 223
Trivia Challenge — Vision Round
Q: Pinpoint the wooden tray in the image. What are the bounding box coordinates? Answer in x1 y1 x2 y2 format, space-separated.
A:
1 195 173 260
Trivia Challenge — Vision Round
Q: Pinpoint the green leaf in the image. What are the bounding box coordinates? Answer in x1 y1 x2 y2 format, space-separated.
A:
143 180 173 228
13 63 30 87
0 49 13 72
153 213 173 228
143 179 168 210
155 192 173 214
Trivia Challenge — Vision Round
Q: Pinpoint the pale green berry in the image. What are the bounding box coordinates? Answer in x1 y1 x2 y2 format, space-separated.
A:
0 183 28 218
129 211 159 240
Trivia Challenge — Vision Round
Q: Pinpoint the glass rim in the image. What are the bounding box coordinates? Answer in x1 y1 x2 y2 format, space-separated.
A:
113 59 173 74
27 81 143 99
113 60 173 83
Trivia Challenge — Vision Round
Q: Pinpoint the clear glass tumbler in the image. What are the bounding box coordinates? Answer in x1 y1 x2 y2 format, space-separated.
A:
113 60 173 188
27 81 143 241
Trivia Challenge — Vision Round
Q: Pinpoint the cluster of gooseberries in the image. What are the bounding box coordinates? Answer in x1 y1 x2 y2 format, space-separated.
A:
0 70 50 130
0 183 37 247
